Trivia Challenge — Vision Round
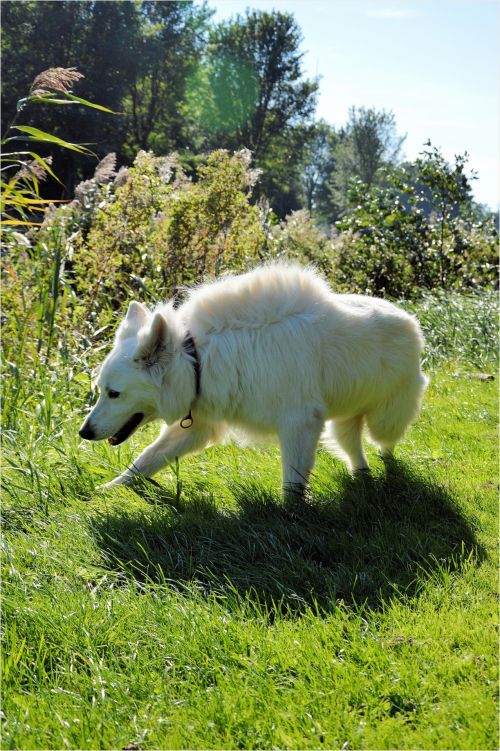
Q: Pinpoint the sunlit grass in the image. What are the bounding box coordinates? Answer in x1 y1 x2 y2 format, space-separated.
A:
403 289 498 369
2 317 498 750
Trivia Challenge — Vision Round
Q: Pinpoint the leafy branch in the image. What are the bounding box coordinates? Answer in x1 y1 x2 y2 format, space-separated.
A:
1 67 117 227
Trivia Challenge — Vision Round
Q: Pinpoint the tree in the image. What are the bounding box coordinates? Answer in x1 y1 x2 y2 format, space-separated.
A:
329 107 405 217
186 9 318 215
299 120 339 223
1 1 209 193
122 1 211 157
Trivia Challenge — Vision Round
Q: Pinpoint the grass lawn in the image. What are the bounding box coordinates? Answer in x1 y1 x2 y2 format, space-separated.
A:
2 360 498 750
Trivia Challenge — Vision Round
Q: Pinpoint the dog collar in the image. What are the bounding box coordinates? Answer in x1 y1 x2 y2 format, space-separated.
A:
180 332 201 429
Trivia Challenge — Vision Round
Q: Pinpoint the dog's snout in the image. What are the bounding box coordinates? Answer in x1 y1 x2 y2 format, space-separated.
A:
79 423 95 440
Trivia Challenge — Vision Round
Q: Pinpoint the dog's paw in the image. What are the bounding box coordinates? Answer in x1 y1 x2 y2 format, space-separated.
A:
95 481 112 492
96 471 141 491
95 477 124 491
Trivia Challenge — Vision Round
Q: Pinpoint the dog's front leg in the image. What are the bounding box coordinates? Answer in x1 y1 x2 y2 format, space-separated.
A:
99 420 222 489
278 406 325 503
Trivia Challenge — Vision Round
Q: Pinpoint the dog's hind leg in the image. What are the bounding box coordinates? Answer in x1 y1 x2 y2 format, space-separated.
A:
328 415 369 474
99 420 224 489
278 406 325 502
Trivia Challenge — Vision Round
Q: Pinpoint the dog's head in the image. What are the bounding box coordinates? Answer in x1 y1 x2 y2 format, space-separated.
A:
79 301 179 445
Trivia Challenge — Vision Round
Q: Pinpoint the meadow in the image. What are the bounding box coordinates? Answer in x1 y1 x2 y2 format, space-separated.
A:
2 286 498 750
2 29 499 750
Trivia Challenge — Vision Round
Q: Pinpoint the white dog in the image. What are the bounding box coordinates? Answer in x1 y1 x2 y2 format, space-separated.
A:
79 264 428 499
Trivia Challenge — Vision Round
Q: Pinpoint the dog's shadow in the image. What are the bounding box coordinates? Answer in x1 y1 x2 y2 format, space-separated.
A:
90 461 483 615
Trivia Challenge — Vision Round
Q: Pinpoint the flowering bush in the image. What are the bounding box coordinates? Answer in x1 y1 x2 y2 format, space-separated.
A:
1 148 269 382
150 149 266 292
44 148 266 309
330 159 498 298
267 209 332 273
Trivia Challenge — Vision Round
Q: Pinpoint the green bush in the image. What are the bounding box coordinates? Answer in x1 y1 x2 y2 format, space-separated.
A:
329 148 498 298
267 209 332 272
150 148 266 291
42 148 267 309
1 148 268 390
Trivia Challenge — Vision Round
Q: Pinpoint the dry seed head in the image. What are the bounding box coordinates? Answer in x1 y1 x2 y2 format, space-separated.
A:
30 67 84 96
74 179 96 204
94 153 117 184
158 153 178 183
16 156 53 182
113 166 130 189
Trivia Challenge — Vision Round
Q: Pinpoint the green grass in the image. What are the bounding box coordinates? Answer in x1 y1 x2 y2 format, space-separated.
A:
2 290 498 750
403 289 498 369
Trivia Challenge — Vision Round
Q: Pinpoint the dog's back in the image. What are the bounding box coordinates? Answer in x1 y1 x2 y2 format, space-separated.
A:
178 264 425 431
180 264 331 339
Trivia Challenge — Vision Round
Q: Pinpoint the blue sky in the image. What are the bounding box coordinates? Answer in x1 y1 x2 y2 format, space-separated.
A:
210 0 499 209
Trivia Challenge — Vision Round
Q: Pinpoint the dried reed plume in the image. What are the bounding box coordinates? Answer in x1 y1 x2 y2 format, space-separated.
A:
113 166 130 189
16 156 53 182
30 67 84 96
94 153 117 184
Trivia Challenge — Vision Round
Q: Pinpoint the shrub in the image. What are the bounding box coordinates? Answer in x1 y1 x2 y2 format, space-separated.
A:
267 209 332 273
1 148 269 394
330 147 498 298
41 148 267 309
150 148 266 291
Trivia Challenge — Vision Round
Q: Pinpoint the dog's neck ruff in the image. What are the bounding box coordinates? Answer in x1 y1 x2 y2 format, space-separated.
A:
180 332 201 429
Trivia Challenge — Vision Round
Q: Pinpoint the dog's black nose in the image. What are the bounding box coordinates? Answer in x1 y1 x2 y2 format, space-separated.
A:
79 424 95 440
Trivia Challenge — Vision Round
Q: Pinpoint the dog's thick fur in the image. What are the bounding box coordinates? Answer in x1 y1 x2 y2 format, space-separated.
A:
79 264 428 498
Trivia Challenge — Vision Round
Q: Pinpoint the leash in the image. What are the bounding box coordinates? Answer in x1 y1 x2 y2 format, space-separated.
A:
180 332 201 429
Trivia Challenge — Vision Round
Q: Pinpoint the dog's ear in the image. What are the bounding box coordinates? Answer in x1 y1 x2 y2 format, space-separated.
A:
126 301 148 325
116 301 149 341
135 312 171 366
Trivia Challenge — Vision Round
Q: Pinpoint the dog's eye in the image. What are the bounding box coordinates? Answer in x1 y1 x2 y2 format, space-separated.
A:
108 390 120 399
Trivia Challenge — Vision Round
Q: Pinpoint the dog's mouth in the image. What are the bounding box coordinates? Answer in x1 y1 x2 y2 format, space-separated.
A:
107 412 144 446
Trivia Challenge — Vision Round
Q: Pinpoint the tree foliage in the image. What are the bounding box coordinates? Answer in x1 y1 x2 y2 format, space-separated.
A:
121 1 211 156
331 146 498 297
299 120 339 222
328 107 405 219
186 10 318 214
1 1 209 193
1 2 315 213
189 11 317 153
